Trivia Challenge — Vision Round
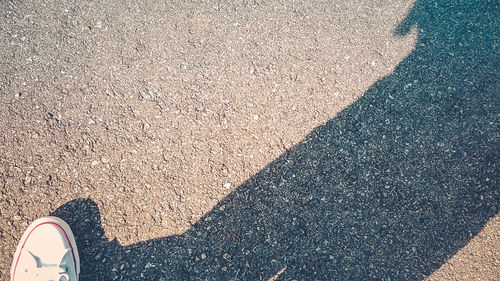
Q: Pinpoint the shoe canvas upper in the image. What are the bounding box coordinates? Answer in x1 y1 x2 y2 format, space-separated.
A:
12 222 78 281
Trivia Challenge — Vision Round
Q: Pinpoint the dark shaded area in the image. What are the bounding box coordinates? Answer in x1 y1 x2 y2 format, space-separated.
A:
52 1 499 280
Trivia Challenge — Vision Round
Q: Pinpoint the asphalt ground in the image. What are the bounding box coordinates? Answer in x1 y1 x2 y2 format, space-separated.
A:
1 0 499 280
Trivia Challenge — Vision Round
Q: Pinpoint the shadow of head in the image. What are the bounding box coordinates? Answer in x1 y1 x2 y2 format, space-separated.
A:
52 1 499 280
51 199 106 250
50 199 118 279
51 199 105 245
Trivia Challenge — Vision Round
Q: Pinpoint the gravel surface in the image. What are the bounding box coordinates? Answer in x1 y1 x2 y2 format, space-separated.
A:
1 0 499 280
426 215 500 281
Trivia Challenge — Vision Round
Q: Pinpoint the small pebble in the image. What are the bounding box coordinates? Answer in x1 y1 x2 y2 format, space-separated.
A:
201 253 207 260
23 176 32 186
223 182 232 189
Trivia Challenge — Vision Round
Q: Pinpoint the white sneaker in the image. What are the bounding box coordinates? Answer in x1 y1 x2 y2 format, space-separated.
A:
10 216 80 281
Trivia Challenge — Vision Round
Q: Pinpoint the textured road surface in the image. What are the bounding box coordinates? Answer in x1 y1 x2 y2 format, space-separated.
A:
1 0 499 280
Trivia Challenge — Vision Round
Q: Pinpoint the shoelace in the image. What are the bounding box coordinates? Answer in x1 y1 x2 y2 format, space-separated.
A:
26 250 72 281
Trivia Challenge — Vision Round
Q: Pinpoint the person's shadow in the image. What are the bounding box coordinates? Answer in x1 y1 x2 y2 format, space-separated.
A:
52 1 499 280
